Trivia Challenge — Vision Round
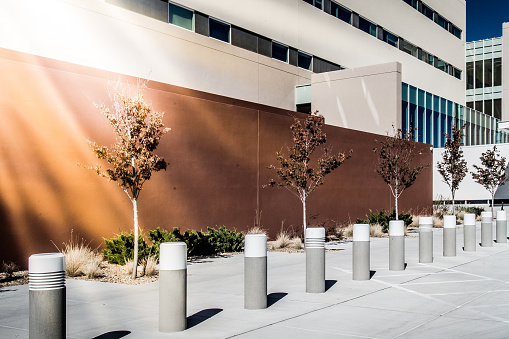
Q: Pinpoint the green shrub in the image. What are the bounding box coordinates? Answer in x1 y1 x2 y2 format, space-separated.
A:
206 226 244 253
356 210 413 233
455 205 484 216
102 231 151 265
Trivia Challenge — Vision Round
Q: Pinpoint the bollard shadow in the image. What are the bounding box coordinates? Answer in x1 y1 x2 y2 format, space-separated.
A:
92 330 131 339
187 308 222 328
325 280 337 291
369 270 376 279
404 263 408 270
267 292 287 307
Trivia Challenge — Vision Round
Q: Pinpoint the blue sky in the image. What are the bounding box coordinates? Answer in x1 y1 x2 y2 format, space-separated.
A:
466 0 509 41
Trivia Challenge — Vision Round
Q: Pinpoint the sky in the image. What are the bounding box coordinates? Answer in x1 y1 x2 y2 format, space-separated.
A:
466 0 509 41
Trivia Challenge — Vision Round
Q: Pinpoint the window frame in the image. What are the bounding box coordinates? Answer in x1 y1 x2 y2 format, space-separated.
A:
168 1 194 31
271 41 289 63
208 17 231 43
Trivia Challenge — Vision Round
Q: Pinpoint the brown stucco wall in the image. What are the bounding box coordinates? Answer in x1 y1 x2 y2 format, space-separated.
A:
0 48 432 268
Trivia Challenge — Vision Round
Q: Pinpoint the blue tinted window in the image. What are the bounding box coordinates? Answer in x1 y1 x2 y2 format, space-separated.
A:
426 93 432 108
402 101 408 136
209 18 230 43
426 109 432 144
409 86 417 105
303 0 322 9
451 24 462 39
298 52 312 70
441 98 447 115
418 89 425 107
402 83 408 102
331 2 351 24
383 30 399 47
447 101 453 117
436 58 448 72
169 3 193 30
418 106 425 142
433 95 440 112
272 42 288 62
433 111 440 148
436 14 448 30
421 4 434 20
441 114 447 147
359 17 377 37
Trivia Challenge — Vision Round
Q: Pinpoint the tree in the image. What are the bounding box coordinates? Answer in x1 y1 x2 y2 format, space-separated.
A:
373 127 429 220
266 112 351 233
471 146 509 215
436 125 468 215
85 81 170 279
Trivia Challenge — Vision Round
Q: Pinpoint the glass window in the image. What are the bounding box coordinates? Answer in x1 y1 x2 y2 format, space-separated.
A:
421 4 434 20
418 89 425 107
169 2 193 30
484 100 493 117
421 50 434 66
403 0 418 9
409 85 417 105
494 99 502 120
330 1 351 24
401 40 418 57
426 109 432 145
303 0 322 10
418 106 425 143
466 101 474 109
358 16 377 37
436 58 448 72
209 18 230 43
484 59 492 87
453 67 461 80
272 41 288 62
451 24 462 39
383 30 398 48
402 83 408 102
475 60 483 88
466 62 473 89
475 100 483 112
298 51 312 70
436 14 448 30
494 58 502 86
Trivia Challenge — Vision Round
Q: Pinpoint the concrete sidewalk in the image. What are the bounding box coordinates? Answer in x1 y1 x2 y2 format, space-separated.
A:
2 225 509 338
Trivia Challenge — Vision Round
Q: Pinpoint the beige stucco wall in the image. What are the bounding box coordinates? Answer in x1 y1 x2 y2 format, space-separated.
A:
311 62 402 135
503 22 509 121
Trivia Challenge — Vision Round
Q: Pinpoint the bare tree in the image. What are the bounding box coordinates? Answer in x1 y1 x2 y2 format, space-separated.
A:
267 112 351 233
373 127 429 219
85 80 169 278
437 125 468 215
471 146 509 215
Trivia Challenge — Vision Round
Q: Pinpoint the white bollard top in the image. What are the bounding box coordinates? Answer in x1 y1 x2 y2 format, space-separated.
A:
353 224 370 242
305 227 325 248
29 253 65 273
244 234 267 257
481 211 492 222
389 220 405 236
419 217 433 231
497 210 507 221
443 215 456 228
463 213 476 226
159 242 187 271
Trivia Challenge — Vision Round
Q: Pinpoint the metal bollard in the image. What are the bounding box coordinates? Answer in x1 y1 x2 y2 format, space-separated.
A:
443 215 456 256
306 227 325 293
352 224 370 280
481 211 493 247
496 210 507 243
419 217 433 263
159 242 187 332
463 213 476 251
389 220 405 271
244 234 267 309
29 253 66 339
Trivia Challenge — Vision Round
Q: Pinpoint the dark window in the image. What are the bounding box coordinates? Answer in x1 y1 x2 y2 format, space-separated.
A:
358 16 377 37
231 26 258 53
484 100 493 117
466 101 474 109
298 51 312 70
330 1 351 23
303 0 322 10
383 30 399 48
272 41 288 62
453 67 461 80
451 24 462 39
296 103 312 114
475 100 483 112
403 0 418 9
401 40 418 57
484 59 492 87
436 58 448 72
169 2 193 30
494 58 502 86
436 14 448 30
421 4 434 20
494 99 502 120
209 18 230 43
421 50 434 65
466 62 474 89
475 60 483 88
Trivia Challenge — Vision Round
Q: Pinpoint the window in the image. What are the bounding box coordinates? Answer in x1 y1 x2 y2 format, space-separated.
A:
436 14 448 30
169 2 193 30
383 30 399 48
303 0 322 10
475 60 483 88
466 62 474 89
494 58 502 86
421 50 434 65
401 40 418 57
475 101 483 112
494 99 502 120
209 18 230 43
484 100 493 117
331 2 351 24
421 4 434 20
298 51 312 70
435 58 448 73
358 17 377 37
453 67 461 80
403 0 418 9
272 41 288 62
484 59 492 87
451 24 462 39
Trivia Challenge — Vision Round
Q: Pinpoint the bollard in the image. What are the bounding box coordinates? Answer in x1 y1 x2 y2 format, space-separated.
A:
463 213 477 251
29 253 66 339
496 210 507 243
352 224 370 280
244 234 267 309
159 242 187 332
419 217 433 263
481 211 493 247
443 215 456 256
389 220 405 271
306 227 325 293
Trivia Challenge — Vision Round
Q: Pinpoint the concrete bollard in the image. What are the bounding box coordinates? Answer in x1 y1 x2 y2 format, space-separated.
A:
244 234 267 309
352 224 370 280
481 211 493 247
419 217 433 263
29 253 66 339
389 220 405 271
159 242 187 333
306 227 325 293
496 210 507 243
463 213 477 251
443 215 456 256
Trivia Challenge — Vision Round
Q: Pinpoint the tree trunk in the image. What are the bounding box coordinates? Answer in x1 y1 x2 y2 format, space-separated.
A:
492 194 495 217
452 192 455 216
395 195 399 220
302 196 307 234
132 198 139 279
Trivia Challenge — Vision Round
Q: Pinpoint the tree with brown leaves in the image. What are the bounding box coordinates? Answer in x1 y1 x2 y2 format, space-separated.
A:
374 127 429 220
471 146 509 215
437 125 468 215
85 81 170 279
267 112 351 233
